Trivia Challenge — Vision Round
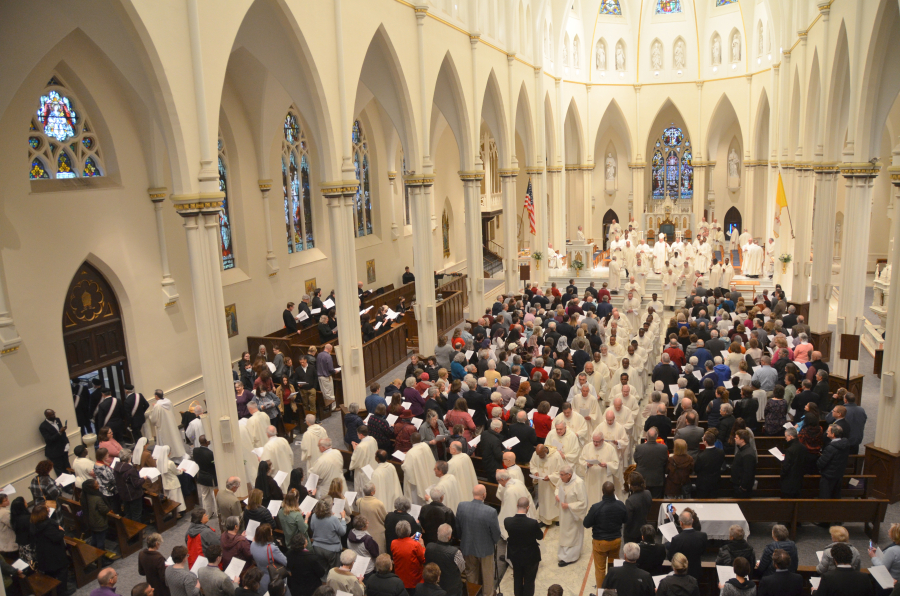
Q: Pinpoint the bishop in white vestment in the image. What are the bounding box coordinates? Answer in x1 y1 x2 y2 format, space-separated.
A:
147 394 186 459
578 432 620 504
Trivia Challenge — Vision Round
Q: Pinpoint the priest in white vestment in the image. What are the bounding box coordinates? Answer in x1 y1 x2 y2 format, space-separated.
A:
722 258 735 288
765 238 776 277
662 268 677 308
745 241 765 277
622 291 642 332
608 257 621 292
348 427 378 491
709 260 723 289
238 420 258 486
624 277 642 300
300 414 329 467
652 235 669 273
568 382 601 427
245 402 270 449
496 469 536 540
184 405 208 448
502 452 525 485
157 446 186 512
401 435 438 505
635 257 650 296
308 437 346 495
553 404 590 446
593 410 630 497
578 431 620 505
546 420 583 474
582 362 609 399
260 425 294 491
371 451 403 511
623 242 637 274
447 442 479 501
695 239 712 273
529 445 563 525
427 460 461 513
147 393 186 459
556 466 588 565
739 229 752 248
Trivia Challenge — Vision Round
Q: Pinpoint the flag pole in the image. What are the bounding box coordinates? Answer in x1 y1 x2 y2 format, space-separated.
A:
784 205 795 239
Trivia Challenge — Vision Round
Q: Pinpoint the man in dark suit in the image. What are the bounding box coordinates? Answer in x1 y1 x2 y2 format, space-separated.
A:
731 430 756 498
456 485 502 592
757 549 804 596
507 411 538 463
817 425 851 498
643 403 672 441
420 489 456 546
72 380 93 435
633 428 668 498
39 409 70 477
693 431 724 498
317 314 337 343
123 385 150 442
93 387 126 441
652 355 680 399
813 543 875 596
310 288 324 312
706 330 728 360
479 420 505 482
89 377 104 422
666 509 708 581
504 497 542 596
192 435 218 517
283 302 299 334
601 541 655 596
779 427 805 498
402 266 415 284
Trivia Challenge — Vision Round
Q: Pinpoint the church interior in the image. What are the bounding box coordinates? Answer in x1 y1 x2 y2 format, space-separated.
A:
3 0 900 595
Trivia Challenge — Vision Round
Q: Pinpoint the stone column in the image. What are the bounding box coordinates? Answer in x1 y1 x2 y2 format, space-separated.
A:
808 166 839 358
789 164 814 301
526 168 547 284
706 163 716 222
387 171 402 241
319 182 366 407
500 169 520 294
0 255 22 356
150 188 181 308
693 162 707 228
833 163 879 378
460 172 484 316
258 180 280 277
581 165 593 239
547 166 564 249
866 165 900 503
405 175 438 350
631 162 645 227
170 195 243 487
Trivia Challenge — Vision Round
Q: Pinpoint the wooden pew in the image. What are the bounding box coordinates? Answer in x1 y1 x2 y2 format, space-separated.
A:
646 498 888 540
144 490 181 532
64 537 106 588
13 569 60 596
57 495 85 538
723 453 864 475
108 512 147 557
690 474 874 498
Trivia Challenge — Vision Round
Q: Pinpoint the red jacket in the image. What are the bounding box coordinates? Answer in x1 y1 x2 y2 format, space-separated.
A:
533 412 553 439
391 537 425 588
664 346 685 367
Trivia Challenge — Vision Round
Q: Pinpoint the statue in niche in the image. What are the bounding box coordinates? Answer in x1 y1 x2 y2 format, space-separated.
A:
596 42 606 69
651 42 662 70
728 148 740 179
712 37 721 65
732 34 741 62
573 38 580 68
616 43 625 70
606 153 617 180
674 40 686 69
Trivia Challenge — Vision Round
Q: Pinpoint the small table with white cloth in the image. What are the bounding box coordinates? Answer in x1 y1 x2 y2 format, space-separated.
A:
656 502 750 541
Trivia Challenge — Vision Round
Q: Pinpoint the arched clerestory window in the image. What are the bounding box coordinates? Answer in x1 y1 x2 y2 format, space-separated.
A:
217 133 235 270
29 76 104 179
651 124 692 199
282 109 314 253
352 120 373 237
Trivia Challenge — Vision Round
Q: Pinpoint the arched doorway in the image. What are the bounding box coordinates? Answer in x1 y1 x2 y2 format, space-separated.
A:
602 209 619 250
63 262 131 396
723 207 742 262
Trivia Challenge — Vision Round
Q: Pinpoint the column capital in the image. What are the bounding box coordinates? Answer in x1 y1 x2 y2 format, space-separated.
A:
696 81 704 90
319 180 360 197
258 179 273 192
148 187 168 203
170 192 225 216
458 170 485 181
525 167 544 175
840 162 882 178
887 165 900 186
387 171 397 181
498 168 520 178
403 174 436 187
627 162 647 169
633 84 642 93
794 162 815 172
812 163 841 174
414 4 428 17
546 165 563 173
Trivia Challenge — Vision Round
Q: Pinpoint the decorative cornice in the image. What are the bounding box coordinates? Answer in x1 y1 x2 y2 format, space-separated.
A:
1 346 20 355
545 165 564 173
403 174 435 186
258 179 273 191
839 162 882 177
498 168 520 177
525 167 544 175
780 162 796 170
387 171 397 181
812 162 841 173
887 165 900 184
795 162 815 171
797 30 808 39
458 170 484 181
413 5 428 14
148 187 168 202
628 162 647 169
744 160 768 167
320 180 360 196
171 192 225 214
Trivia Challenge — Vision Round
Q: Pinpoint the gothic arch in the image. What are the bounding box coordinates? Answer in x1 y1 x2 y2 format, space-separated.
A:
645 97 691 153
857 0 900 158
544 91 557 165
802 50 821 158
481 69 510 166
514 82 535 167
430 52 473 169
723 206 742 237
753 88 770 160
824 21 851 162
564 99 584 165
705 92 743 161
594 98 633 163
787 67 802 156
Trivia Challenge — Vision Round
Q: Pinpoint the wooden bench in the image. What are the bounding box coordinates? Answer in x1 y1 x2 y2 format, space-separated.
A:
689 474 874 498
108 512 147 557
64 536 106 587
646 498 888 540
57 495 85 538
722 453 864 475
144 490 181 532
13 568 61 596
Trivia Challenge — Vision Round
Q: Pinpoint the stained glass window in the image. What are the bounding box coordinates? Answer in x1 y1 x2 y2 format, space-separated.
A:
218 135 235 270
28 77 103 180
652 125 692 199
715 0 737 5
281 109 314 253
655 0 682 14
599 0 622 16
352 120 373 237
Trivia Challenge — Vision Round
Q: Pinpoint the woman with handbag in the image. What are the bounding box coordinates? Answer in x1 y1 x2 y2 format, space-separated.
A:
249 523 290 596
28 461 60 508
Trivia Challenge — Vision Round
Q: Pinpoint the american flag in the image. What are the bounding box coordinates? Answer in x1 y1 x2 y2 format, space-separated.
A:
524 178 536 235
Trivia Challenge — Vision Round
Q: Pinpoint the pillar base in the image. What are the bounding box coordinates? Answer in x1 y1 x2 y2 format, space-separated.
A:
828 373 865 402
786 300 810 322
864 443 900 503
810 331 833 362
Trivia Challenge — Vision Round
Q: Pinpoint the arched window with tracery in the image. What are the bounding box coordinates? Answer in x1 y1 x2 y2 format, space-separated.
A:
218 133 235 270
352 120 373 237
281 110 314 253
29 76 103 180
651 124 692 199
401 154 411 225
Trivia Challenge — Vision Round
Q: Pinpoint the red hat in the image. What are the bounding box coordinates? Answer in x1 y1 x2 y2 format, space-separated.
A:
420 373 430 381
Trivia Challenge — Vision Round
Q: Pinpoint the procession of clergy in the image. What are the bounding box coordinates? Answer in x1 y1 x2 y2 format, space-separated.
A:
548 217 773 296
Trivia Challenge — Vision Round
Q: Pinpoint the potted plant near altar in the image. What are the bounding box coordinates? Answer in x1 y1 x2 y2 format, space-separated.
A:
778 253 792 274
572 258 585 277
532 251 543 270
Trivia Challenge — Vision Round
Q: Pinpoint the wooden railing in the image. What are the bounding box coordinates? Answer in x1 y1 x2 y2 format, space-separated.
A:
437 273 468 308
437 290 466 337
362 281 415 313
362 322 409 383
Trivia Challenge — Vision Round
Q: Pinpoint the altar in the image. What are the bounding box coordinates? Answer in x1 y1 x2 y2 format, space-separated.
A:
565 241 595 269
643 196 696 244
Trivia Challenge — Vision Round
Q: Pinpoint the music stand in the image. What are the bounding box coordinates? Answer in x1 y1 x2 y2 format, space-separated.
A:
839 333 861 390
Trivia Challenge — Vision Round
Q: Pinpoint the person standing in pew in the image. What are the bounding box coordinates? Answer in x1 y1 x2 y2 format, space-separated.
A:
779 427 806 499
757 549 804 596
665 509 708 582
693 431 724 498
756 525 799 577
730 429 756 498
813 543 875 596
139 533 171 596
817 425 851 499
